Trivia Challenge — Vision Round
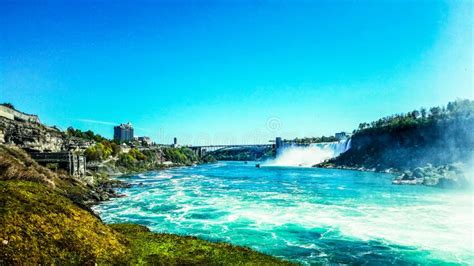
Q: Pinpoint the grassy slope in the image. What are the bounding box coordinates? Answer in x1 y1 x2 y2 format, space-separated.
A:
0 180 127 264
111 224 291 265
0 145 292 265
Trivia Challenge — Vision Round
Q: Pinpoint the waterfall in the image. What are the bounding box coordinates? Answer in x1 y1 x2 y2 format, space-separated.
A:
265 139 351 167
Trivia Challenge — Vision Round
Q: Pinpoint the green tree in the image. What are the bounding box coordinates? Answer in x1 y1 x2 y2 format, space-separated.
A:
420 108 427 119
111 143 121 156
429 107 441 118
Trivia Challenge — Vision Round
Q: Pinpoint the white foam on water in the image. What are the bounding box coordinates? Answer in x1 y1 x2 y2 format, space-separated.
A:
154 172 173 179
213 193 473 263
266 139 351 167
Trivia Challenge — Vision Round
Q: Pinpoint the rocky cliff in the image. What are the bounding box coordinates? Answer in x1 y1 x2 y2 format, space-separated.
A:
0 117 66 152
323 117 474 171
318 100 474 188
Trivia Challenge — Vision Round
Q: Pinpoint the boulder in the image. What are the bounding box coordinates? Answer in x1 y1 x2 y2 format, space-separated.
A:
401 171 414 180
412 168 425 179
99 193 109 201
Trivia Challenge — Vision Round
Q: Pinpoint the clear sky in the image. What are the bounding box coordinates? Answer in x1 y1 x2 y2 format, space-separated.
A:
1 0 472 145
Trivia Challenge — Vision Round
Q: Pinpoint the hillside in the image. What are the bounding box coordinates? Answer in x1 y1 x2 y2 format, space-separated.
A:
319 100 474 186
0 145 291 265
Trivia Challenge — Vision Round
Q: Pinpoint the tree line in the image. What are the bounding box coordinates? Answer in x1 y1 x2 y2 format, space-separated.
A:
355 99 474 134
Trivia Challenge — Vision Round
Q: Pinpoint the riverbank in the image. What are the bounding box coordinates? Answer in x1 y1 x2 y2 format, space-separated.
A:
0 145 292 264
314 162 397 173
316 161 471 189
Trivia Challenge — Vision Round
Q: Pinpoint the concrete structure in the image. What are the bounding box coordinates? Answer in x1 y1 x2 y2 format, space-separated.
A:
114 123 134 142
275 137 283 150
137 136 152 146
66 137 94 152
0 105 40 123
29 152 86 176
120 143 131 153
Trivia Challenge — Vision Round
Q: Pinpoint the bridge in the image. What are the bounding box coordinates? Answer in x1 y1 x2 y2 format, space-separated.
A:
189 144 274 157
29 152 86 176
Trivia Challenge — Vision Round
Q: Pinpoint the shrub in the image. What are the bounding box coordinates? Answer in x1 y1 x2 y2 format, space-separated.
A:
117 153 136 168
162 147 197 165
66 127 107 142
129 148 146 161
84 142 114 162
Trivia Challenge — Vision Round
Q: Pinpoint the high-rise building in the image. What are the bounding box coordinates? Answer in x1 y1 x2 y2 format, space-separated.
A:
114 123 134 142
173 137 178 147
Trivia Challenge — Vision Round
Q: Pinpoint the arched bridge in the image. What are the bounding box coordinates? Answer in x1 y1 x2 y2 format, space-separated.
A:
189 144 274 157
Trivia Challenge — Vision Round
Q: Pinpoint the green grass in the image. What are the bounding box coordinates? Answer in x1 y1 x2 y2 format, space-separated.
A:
0 180 128 265
110 223 293 265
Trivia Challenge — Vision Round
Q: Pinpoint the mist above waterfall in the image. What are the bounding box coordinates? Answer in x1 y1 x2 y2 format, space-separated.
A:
265 139 351 167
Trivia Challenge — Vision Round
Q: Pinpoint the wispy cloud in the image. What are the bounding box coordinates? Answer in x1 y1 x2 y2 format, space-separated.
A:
75 118 118 126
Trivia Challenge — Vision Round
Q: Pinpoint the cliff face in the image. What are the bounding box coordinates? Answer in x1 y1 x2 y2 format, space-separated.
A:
327 117 474 171
0 117 66 152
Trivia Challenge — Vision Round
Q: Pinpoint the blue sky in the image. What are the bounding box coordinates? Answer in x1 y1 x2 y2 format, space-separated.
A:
1 0 472 145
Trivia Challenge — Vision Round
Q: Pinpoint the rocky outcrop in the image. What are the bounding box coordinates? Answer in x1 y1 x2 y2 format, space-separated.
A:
392 163 470 188
318 161 471 189
0 117 66 152
0 115 95 153
66 136 95 152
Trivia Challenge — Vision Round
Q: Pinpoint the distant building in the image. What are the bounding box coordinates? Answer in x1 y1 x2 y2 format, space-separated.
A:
335 132 351 140
137 136 152 146
114 123 134 142
275 137 282 149
173 137 178 148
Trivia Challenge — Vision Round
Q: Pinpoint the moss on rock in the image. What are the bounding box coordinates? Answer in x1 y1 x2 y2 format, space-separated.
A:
0 180 128 264
110 223 293 265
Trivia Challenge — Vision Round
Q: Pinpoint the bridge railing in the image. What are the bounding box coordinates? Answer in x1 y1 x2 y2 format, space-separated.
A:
29 152 72 161
189 144 273 149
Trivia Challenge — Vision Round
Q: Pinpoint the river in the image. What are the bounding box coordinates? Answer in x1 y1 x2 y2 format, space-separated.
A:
93 161 474 265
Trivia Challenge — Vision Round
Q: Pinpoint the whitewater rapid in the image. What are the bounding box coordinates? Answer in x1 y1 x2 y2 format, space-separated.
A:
265 139 351 167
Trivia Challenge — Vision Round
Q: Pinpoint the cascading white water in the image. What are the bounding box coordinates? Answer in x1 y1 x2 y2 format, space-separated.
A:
265 139 351 167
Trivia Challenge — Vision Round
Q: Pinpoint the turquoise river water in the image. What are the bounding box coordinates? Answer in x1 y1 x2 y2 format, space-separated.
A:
93 161 474 265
